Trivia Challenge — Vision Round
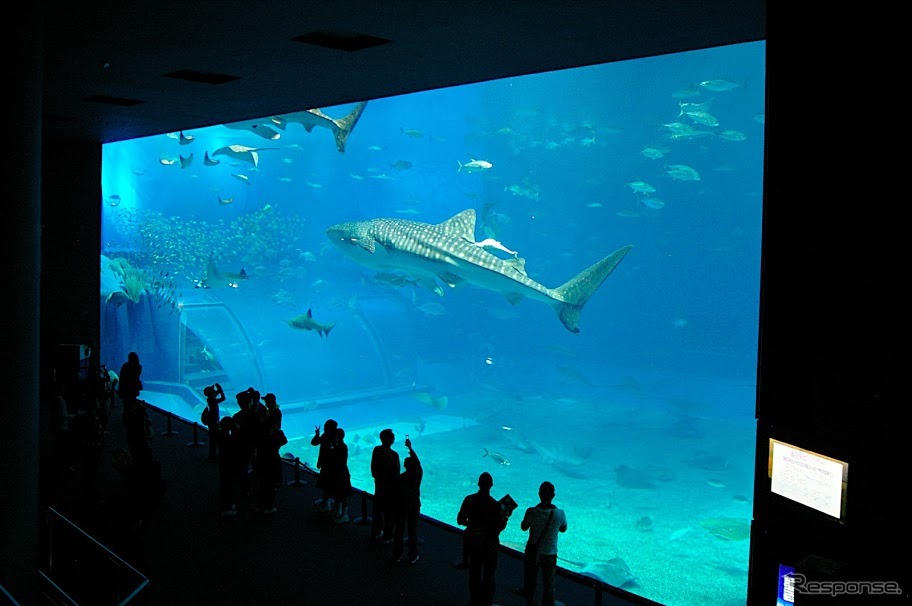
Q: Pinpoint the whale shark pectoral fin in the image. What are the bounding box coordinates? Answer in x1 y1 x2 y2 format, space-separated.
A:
504 292 523 305
357 238 376 254
417 279 445 296
437 272 464 288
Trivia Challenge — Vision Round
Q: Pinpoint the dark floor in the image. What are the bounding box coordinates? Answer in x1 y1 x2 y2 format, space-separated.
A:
43 402 652 606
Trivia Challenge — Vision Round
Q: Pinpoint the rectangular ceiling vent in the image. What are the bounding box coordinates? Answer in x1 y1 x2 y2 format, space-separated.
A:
164 70 241 85
84 94 144 107
292 31 391 52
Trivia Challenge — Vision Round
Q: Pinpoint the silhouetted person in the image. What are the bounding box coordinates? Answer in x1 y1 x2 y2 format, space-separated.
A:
263 393 283 484
203 383 225 462
323 428 353 523
264 392 282 429
457 472 510 606
247 388 267 423
516 481 568 606
254 420 285 513
232 390 256 492
371 428 400 542
218 416 245 517
117 351 143 409
311 418 338 508
393 435 423 563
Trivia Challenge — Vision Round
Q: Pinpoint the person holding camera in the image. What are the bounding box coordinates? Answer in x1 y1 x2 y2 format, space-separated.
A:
392 435 423 563
202 383 225 462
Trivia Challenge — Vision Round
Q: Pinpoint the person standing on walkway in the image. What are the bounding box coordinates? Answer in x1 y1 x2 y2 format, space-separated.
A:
516 481 568 606
370 428 400 542
117 352 143 409
392 435 423 563
457 472 510 606
202 383 225 462
311 418 338 509
118 352 148 461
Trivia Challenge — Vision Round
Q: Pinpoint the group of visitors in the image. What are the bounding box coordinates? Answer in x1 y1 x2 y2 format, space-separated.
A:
310 418 354 523
112 350 569 606
205 386 286 516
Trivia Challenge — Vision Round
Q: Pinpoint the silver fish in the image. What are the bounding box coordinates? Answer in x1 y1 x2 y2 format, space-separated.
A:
483 448 510 466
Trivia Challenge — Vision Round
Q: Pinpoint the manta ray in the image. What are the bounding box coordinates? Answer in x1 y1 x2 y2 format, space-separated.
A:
326 209 632 333
274 101 368 153
195 257 248 289
210 144 279 168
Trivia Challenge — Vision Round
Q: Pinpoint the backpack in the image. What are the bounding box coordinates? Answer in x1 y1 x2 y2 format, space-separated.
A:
201 406 213 426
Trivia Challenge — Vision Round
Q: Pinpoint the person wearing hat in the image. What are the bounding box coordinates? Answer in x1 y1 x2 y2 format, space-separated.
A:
457 472 511 605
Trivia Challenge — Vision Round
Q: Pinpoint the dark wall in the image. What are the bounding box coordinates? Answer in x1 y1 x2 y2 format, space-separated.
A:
2 4 44 602
749 7 906 604
40 139 101 349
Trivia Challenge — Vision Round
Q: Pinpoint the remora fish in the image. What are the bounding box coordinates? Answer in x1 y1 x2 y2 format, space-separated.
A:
325 209 632 333
274 101 368 153
286 308 335 337
195 257 248 289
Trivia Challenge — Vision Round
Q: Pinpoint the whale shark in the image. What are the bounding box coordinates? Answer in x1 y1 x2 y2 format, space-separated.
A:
274 101 368 153
326 209 632 333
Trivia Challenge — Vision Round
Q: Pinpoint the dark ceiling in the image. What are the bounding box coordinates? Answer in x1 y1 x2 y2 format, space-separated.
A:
42 1 765 145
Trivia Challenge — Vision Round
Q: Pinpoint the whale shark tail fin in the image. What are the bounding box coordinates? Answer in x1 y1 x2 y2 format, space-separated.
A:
553 245 633 333
332 101 368 153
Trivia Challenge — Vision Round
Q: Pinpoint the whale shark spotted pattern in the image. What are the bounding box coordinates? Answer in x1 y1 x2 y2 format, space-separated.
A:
326 209 632 333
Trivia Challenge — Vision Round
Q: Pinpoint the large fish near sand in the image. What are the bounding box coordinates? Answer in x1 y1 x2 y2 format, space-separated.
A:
273 101 368 153
326 209 632 333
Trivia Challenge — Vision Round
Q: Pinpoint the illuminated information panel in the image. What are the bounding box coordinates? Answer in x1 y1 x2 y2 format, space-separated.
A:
769 439 848 520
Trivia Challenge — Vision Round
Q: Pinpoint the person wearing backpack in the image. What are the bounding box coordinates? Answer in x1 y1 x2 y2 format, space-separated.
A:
202 383 225 462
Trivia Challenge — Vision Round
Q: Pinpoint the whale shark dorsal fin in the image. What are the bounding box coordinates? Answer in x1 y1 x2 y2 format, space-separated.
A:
438 209 476 242
307 308 313 318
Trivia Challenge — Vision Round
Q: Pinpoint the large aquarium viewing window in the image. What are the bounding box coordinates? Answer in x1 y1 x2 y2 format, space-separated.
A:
100 41 765 606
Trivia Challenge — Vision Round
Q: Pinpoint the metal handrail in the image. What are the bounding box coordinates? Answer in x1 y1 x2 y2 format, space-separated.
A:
41 507 150 606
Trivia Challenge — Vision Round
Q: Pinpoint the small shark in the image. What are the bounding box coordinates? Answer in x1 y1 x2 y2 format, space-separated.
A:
274 101 368 153
195 257 248 289
286 308 335 337
325 209 632 333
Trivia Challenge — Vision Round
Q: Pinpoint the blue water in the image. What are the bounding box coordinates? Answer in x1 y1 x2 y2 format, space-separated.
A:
101 41 765 606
